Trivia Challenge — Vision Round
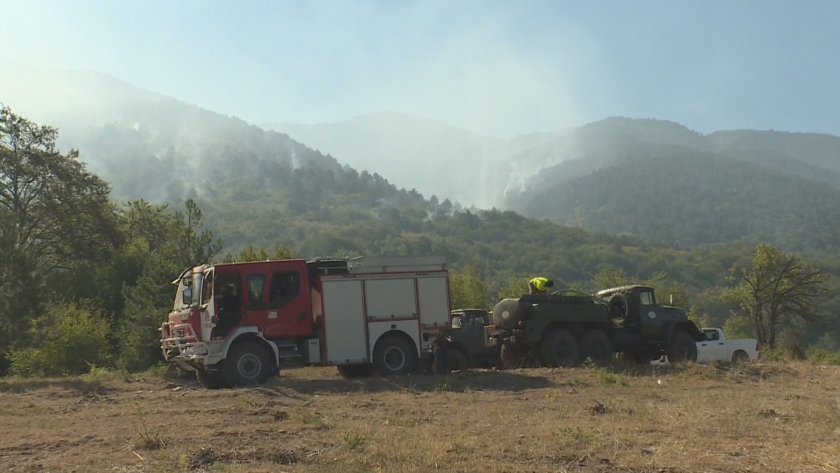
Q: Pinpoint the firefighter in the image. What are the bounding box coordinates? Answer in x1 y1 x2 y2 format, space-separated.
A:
528 276 554 295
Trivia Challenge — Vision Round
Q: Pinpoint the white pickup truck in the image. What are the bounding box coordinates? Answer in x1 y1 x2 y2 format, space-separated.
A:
696 328 760 364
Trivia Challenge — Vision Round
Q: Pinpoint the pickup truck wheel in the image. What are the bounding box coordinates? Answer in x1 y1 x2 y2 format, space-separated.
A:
222 341 271 386
196 369 227 389
578 330 613 366
540 329 579 367
373 335 416 376
732 350 750 365
666 330 697 363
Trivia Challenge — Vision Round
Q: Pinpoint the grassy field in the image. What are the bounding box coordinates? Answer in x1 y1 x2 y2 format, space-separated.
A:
0 362 838 472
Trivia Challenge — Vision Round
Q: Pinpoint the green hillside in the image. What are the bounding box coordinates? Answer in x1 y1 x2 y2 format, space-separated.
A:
507 151 840 251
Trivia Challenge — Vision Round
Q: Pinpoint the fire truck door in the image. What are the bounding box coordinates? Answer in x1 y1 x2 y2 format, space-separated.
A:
248 268 312 338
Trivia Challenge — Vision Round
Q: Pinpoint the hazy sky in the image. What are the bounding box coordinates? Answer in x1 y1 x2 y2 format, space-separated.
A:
2 0 838 138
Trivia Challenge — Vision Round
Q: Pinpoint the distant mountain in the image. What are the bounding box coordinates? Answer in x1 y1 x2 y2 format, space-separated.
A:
264 111 550 208
0 63 347 203
505 117 840 251
6 64 840 254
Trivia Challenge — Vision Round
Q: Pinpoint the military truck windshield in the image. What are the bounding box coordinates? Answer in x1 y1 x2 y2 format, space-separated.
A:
639 290 656 306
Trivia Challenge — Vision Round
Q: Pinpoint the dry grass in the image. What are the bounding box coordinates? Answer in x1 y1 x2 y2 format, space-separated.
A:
0 362 838 472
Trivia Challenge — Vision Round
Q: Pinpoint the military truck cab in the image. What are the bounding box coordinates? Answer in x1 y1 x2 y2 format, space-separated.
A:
596 285 705 363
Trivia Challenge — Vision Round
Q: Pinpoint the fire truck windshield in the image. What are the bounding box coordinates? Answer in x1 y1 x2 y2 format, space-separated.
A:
173 272 204 309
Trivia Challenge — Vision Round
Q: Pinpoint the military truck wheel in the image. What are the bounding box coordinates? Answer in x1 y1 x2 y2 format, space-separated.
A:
196 369 227 389
446 348 471 371
732 350 750 365
666 330 697 363
500 344 521 369
337 364 373 378
578 330 613 366
222 341 272 386
617 351 649 365
373 334 416 376
540 329 579 367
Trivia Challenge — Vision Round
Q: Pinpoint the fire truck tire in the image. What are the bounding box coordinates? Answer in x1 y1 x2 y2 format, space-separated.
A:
222 341 271 386
578 330 613 366
666 329 698 363
196 369 227 389
540 328 579 367
373 334 416 376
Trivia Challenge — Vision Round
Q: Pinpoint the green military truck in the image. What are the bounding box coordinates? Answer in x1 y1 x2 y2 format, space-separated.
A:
439 308 500 370
491 285 705 368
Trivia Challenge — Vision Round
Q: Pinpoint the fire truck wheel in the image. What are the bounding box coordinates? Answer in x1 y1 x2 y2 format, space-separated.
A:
540 328 579 367
373 335 416 376
223 341 271 386
196 369 227 389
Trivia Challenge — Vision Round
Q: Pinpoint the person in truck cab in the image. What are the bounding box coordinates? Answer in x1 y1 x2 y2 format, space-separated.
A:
529 277 554 295
216 283 241 332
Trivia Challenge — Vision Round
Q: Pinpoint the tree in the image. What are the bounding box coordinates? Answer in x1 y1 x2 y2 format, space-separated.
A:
119 199 222 371
724 244 827 349
0 106 118 272
450 268 490 309
0 106 118 354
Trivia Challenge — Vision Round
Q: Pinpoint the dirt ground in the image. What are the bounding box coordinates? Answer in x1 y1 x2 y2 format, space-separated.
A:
0 362 838 473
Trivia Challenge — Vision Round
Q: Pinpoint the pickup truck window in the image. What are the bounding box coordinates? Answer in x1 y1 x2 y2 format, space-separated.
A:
703 329 720 340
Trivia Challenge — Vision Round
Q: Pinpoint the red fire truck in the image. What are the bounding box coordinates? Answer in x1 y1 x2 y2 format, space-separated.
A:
160 256 451 387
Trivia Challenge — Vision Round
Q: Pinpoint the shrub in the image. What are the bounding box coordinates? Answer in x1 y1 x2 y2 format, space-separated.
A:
8 301 112 376
806 348 840 366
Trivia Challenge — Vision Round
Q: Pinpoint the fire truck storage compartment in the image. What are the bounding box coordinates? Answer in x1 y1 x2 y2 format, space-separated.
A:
417 275 450 328
322 279 367 364
364 278 417 320
306 338 321 364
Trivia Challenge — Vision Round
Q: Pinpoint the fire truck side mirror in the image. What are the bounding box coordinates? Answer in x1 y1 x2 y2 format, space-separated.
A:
182 286 193 305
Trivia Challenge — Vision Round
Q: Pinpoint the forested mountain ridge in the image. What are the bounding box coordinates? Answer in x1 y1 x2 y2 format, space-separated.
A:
0 63 351 203
507 150 840 251
4 64 840 256
265 111 553 208
505 117 840 252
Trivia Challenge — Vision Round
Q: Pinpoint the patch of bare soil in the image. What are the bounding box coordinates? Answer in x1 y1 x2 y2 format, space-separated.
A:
0 362 838 472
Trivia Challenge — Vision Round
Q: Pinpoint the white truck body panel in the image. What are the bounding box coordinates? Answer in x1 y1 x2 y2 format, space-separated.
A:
322 279 368 364
417 276 450 328
365 278 417 320
321 256 450 366
697 328 759 363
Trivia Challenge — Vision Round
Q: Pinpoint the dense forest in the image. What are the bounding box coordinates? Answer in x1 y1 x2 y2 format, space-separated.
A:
2 105 839 378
